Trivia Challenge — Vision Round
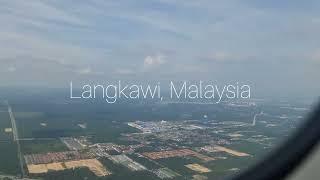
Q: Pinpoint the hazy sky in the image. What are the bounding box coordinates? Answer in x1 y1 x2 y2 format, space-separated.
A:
0 0 319 97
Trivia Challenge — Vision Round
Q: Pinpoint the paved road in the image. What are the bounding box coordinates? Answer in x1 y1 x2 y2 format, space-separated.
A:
0 174 33 180
7 102 26 178
252 111 264 126
0 174 36 180
18 138 55 141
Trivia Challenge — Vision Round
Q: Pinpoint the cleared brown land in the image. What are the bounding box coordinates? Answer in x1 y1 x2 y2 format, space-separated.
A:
143 149 214 161
4 128 12 133
27 162 65 174
27 159 111 177
192 174 208 180
65 159 111 176
24 151 91 165
185 164 211 173
27 164 49 174
213 146 250 157
45 162 65 171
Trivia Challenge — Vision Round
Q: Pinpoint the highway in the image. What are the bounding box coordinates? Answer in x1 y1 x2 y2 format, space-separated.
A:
0 174 35 180
0 174 36 180
18 138 55 141
252 111 264 126
7 101 26 178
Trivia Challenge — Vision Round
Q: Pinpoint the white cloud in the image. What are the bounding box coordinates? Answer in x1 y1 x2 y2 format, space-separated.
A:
0 66 17 73
201 51 243 62
143 54 166 69
114 68 135 75
311 50 320 62
0 1 87 26
0 0 319 91
0 1 104 69
75 67 104 75
209 52 234 61
7 66 16 72
77 67 92 75
311 18 320 24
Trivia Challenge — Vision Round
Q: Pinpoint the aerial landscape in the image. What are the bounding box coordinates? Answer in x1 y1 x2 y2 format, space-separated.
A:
0 89 311 180
0 0 320 180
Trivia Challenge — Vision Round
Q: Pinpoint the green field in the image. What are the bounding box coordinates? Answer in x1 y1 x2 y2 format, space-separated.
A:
0 109 20 175
0 142 20 175
0 112 12 141
21 139 68 154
